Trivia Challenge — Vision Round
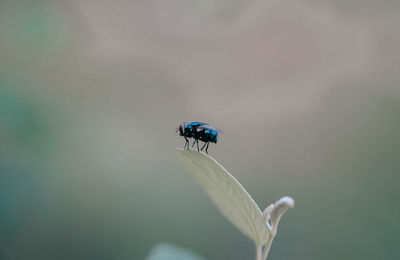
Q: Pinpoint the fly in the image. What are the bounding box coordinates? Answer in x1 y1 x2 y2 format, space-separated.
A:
177 122 222 154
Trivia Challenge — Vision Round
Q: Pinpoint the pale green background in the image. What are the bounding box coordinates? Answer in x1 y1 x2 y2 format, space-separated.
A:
0 1 399 259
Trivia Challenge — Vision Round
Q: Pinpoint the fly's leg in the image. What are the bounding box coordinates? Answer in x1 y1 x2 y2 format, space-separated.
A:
184 137 189 149
191 139 200 151
205 142 209 154
201 142 207 151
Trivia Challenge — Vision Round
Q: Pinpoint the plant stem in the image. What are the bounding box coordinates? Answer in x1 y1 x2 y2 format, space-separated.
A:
256 245 262 260
261 236 274 260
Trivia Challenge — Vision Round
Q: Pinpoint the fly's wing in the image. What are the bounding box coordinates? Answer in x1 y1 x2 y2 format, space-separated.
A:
196 125 223 133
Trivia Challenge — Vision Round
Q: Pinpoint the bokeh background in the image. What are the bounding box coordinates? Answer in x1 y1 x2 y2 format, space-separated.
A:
1 0 399 259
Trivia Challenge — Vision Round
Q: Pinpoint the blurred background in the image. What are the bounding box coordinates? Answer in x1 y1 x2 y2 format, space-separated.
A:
0 0 399 259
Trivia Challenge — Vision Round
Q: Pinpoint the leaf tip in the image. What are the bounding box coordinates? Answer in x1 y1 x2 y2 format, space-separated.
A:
276 196 295 208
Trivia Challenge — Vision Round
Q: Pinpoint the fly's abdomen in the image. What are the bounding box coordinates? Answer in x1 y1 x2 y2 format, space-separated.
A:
199 129 218 143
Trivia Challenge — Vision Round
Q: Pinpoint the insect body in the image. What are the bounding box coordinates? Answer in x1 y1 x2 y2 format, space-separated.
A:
177 122 221 154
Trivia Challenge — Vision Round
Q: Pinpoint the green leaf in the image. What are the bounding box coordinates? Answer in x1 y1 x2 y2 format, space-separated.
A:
177 149 270 246
146 243 207 260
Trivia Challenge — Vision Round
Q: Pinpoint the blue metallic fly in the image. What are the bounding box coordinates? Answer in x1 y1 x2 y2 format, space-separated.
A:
177 122 221 154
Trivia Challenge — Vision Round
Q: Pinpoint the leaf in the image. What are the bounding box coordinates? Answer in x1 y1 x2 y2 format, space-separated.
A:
269 196 295 233
146 243 207 260
177 149 270 246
